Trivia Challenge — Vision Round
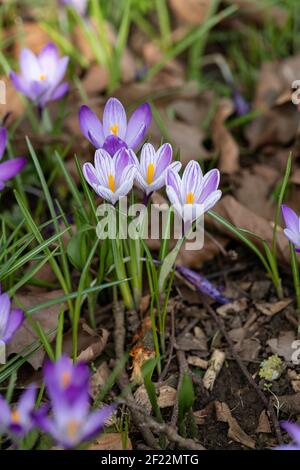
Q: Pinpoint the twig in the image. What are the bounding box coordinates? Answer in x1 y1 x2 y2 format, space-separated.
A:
203 300 283 445
122 399 206 450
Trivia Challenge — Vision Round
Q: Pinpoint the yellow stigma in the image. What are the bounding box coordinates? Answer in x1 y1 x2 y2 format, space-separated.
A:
147 163 155 185
186 192 195 204
67 420 79 438
61 371 71 388
40 74 46 81
108 174 115 192
110 123 119 136
11 410 21 424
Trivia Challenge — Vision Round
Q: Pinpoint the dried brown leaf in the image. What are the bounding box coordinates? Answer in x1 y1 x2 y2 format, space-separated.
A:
215 401 256 448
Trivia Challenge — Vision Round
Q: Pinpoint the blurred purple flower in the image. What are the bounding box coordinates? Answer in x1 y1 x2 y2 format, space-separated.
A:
176 265 230 305
0 386 36 438
10 43 69 108
275 421 300 450
0 286 24 351
79 98 152 155
34 356 115 449
60 0 87 16
83 147 136 205
231 88 251 117
131 143 181 196
281 205 300 252
165 160 222 226
0 128 26 190
43 355 90 403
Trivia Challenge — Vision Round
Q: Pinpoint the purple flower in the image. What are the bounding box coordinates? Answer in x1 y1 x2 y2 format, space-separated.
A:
0 287 24 353
83 147 136 205
275 421 300 450
79 98 152 155
43 355 90 403
281 205 300 251
165 160 222 225
176 265 230 305
60 0 87 16
35 393 115 449
10 43 69 108
0 386 36 437
232 89 251 117
0 128 26 190
131 143 181 196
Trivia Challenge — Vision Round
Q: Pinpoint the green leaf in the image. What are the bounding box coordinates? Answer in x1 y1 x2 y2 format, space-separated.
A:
67 231 87 270
178 372 195 428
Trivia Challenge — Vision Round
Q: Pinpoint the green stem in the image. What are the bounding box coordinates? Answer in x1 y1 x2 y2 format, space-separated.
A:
111 238 134 310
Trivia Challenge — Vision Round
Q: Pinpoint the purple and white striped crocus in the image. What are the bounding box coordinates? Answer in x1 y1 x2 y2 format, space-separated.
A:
10 43 69 108
43 355 90 402
131 143 181 197
0 287 24 356
275 421 300 450
0 128 26 191
165 160 222 226
281 205 300 252
35 357 115 449
83 147 136 205
79 98 152 156
0 385 36 438
60 0 87 16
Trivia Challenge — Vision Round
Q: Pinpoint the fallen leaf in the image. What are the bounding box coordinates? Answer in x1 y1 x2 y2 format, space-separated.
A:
169 0 211 26
76 328 109 363
267 330 296 361
176 332 207 352
212 99 239 174
216 298 248 317
89 433 132 450
203 349 225 391
215 401 256 449
255 299 292 317
7 291 64 370
255 410 271 434
134 384 177 414
187 356 208 369
90 362 111 400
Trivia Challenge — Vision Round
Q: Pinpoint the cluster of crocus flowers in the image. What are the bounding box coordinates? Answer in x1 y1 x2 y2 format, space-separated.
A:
0 356 114 449
281 205 300 251
79 98 152 156
0 286 24 362
10 43 69 108
0 128 26 191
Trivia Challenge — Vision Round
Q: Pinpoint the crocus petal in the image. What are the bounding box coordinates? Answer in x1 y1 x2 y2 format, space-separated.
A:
140 143 156 180
126 103 152 149
0 157 27 182
17 385 36 419
181 161 203 204
95 185 116 204
114 148 131 186
10 72 31 98
0 395 10 430
2 309 24 343
154 143 172 177
166 168 181 201
20 48 41 81
201 190 222 213
284 228 300 247
102 135 127 156
103 98 127 140
199 169 220 204
94 149 114 187
83 162 99 187
0 294 10 339
282 205 299 233
81 405 115 441
79 105 104 148
49 82 69 102
38 43 59 80
0 128 7 161
51 57 69 89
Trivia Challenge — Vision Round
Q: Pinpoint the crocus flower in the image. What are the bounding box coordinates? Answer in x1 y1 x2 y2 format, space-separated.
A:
10 43 69 108
165 160 222 226
83 147 136 205
275 421 300 450
0 128 26 191
79 98 152 156
0 386 36 437
131 143 181 196
35 393 115 449
176 265 230 305
0 287 24 350
43 355 90 402
281 205 300 251
60 0 87 16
